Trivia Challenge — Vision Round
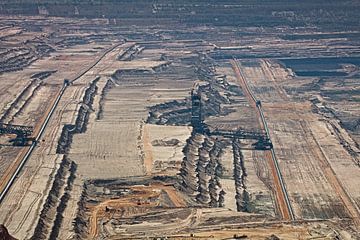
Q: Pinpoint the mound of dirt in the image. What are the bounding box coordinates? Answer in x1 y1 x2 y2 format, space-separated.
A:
151 139 180 146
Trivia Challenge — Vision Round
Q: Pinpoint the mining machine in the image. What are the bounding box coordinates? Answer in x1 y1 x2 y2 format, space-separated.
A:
191 83 272 150
0 123 35 146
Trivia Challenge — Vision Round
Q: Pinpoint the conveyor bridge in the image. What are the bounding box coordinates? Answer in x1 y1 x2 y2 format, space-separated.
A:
191 84 272 150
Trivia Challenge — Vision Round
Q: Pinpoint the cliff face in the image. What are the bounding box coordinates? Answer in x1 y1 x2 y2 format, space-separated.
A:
0 225 17 240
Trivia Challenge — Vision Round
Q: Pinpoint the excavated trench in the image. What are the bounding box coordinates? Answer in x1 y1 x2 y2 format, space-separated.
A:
233 139 251 212
31 156 77 240
208 140 227 207
31 78 99 239
57 77 99 154
63 51 268 238
96 79 115 120
147 100 191 125
117 44 144 61
179 131 236 207
0 42 54 74
72 186 88 240
0 78 43 124
111 60 171 85
310 98 360 166
0 48 37 74
48 161 77 240
61 51 260 238
179 129 254 210
146 82 234 126
0 69 56 127
72 177 180 240
30 70 57 80
180 129 254 209
146 53 241 126
180 132 204 196
147 52 254 211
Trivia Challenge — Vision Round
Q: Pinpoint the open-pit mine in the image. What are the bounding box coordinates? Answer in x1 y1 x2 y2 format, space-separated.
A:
0 1 359 239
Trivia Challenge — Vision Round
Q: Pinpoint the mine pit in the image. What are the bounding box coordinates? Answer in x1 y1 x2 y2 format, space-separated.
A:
0 1 360 239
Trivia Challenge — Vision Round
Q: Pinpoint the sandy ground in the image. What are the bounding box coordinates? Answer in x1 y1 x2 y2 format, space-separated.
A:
238 59 360 221
0 42 129 238
0 13 359 239
146 124 192 175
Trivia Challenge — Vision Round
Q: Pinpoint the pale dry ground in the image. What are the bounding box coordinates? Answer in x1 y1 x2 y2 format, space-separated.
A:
0 42 108 110
87 182 189 238
327 100 360 145
206 103 260 132
238 59 360 220
219 146 237 211
167 221 344 240
102 206 266 238
60 47 196 238
101 59 169 75
104 205 356 240
70 83 148 179
0 41 112 184
274 60 360 165
0 42 111 179
12 84 59 126
211 62 275 215
146 124 192 175
0 83 82 238
58 176 83 240
208 61 261 132
0 42 129 239
242 149 276 216
309 120 360 205
69 55 191 179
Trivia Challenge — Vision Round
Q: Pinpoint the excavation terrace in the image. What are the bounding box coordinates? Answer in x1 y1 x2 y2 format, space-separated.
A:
0 1 360 239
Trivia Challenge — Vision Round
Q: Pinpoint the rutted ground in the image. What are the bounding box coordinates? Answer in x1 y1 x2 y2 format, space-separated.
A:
0 2 359 238
237 59 360 221
0 42 132 239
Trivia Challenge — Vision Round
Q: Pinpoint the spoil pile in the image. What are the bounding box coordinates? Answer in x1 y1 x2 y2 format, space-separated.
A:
0 225 16 240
